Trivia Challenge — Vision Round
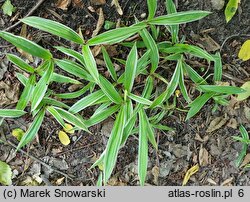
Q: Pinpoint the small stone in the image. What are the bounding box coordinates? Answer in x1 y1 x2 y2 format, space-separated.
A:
140 13 147 19
211 0 225 11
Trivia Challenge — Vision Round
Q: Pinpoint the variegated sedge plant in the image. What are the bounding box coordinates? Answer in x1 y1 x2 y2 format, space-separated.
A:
0 0 245 186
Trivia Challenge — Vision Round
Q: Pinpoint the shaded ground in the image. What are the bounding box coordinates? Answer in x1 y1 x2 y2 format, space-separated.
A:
0 0 249 186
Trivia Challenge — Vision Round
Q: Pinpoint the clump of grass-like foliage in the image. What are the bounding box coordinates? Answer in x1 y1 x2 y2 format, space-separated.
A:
0 0 245 185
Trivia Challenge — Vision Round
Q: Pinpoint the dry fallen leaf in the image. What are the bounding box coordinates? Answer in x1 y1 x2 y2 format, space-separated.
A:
237 81 250 101
206 116 229 133
238 40 250 61
12 128 25 141
55 177 65 185
56 0 71 10
152 165 159 185
0 81 19 106
90 0 106 5
207 178 217 185
226 118 238 129
199 145 209 166
240 153 250 168
58 131 70 146
221 177 234 186
63 123 74 134
72 0 84 8
92 8 105 37
111 0 123 15
182 164 199 186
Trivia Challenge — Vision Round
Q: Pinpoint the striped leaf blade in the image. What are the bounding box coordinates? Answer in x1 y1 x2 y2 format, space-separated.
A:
47 106 65 127
186 92 214 120
7 54 34 73
21 17 84 44
69 90 105 114
165 0 179 43
124 43 138 92
17 109 45 150
138 109 149 186
55 59 94 82
147 0 157 20
0 31 52 59
82 45 100 83
55 46 85 66
16 74 35 110
88 23 147 46
101 46 117 81
140 28 159 73
53 107 89 132
148 11 211 25
99 76 123 104
0 109 27 118
31 61 54 112
103 105 126 183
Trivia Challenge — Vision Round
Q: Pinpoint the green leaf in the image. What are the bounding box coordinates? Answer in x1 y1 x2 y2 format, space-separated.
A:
97 172 103 186
55 59 94 82
17 109 45 150
179 62 191 102
21 17 84 44
99 76 123 104
85 105 120 127
165 44 214 61
124 43 138 92
41 97 70 109
69 90 105 114
150 59 181 108
213 52 222 82
0 161 12 185
51 73 82 85
54 83 93 99
0 31 52 59
121 113 137 146
82 45 100 83
0 109 26 118
103 105 126 183
101 46 117 81
55 46 85 65
128 93 152 106
47 106 65 128
7 54 34 73
31 61 54 112
240 125 249 140
147 0 157 20
225 0 239 23
141 109 157 149
117 50 150 84
199 85 245 94
53 107 89 132
138 109 148 186
183 62 207 85
16 75 35 110
140 28 159 73
186 92 214 120
1 0 15 16
148 10 211 25
88 23 147 46
237 81 250 101
165 0 179 43
235 144 247 167
16 72 28 86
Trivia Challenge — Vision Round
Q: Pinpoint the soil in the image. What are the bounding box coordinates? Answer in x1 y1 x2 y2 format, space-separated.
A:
0 0 249 186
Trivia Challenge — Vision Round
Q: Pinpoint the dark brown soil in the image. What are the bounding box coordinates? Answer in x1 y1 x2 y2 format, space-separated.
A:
0 0 249 186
